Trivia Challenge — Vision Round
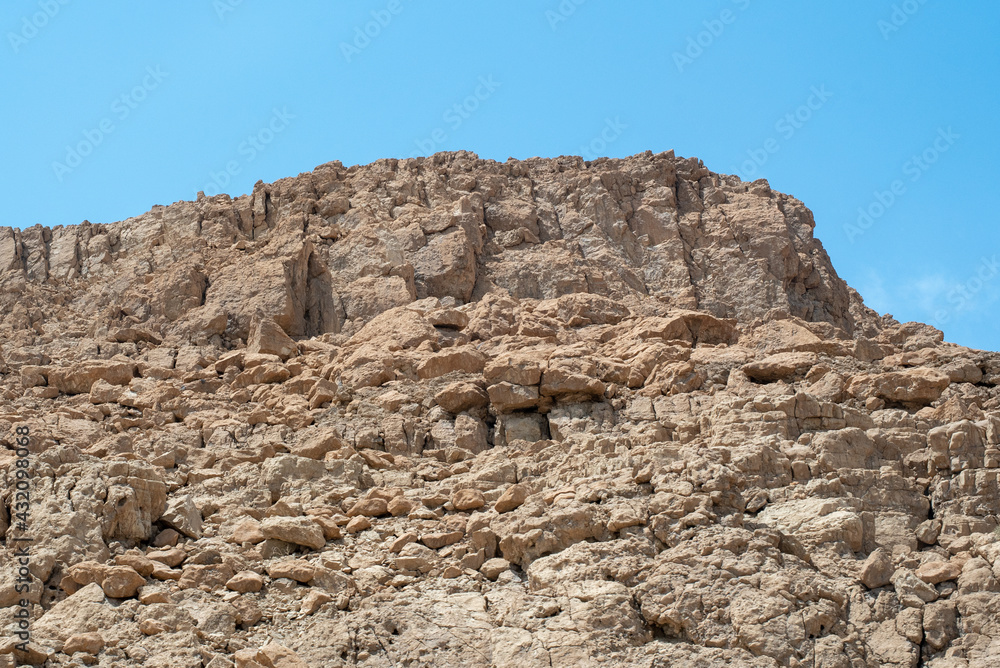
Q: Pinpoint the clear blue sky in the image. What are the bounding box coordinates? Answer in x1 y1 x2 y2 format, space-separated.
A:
2 1 998 351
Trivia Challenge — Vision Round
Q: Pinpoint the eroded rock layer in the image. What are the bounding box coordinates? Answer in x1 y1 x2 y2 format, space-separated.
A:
0 151 998 667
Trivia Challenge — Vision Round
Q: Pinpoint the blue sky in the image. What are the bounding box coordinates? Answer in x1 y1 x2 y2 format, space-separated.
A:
2 1 998 351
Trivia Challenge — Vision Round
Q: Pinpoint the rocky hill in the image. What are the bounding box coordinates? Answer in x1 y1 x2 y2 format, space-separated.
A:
0 150 998 667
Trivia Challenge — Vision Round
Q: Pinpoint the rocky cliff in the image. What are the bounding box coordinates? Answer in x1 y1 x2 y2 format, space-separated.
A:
0 151 998 667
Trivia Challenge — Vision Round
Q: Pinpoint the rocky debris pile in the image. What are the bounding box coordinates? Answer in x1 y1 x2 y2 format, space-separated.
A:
0 150 998 667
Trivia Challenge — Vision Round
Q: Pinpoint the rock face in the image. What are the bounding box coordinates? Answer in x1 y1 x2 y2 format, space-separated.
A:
0 150 998 667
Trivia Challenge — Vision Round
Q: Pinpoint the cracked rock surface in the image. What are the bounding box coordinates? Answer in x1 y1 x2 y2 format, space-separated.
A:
0 150 999 667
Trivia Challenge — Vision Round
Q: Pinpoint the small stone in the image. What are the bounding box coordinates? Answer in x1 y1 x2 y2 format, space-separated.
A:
347 498 388 518
387 497 416 517
421 531 463 549
346 516 372 533
230 519 266 544
915 560 962 585
915 519 942 545
257 642 310 668
149 562 182 581
390 533 418 553
161 495 203 539
62 632 104 655
480 558 510 580
434 382 489 413
396 543 437 572
266 559 317 583
313 516 343 540
226 571 264 593
261 517 326 550
452 489 485 511
115 552 155 577
859 549 894 589
100 566 145 598
300 590 333 615
147 547 186 568
177 564 234 591
495 484 528 513
247 317 298 361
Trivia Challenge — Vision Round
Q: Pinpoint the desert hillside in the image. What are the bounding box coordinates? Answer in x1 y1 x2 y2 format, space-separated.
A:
1 151 999 667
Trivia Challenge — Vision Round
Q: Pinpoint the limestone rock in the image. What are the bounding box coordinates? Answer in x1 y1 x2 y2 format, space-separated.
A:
859 549 894 589
494 484 528 513
100 565 145 598
247 317 298 360
452 489 485 511
161 495 203 539
261 517 326 550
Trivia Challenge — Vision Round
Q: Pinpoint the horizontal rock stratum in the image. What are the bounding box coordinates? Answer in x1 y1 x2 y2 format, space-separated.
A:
0 150 998 667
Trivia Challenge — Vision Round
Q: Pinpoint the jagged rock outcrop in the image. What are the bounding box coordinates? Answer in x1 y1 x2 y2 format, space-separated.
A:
0 151 998 667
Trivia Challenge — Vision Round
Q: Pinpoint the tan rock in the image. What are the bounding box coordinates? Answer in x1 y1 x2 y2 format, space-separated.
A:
47 361 135 395
230 519 266 544
5 151 999 664
915 519 942 544
100 565 145 598
68 561 108 586
416 349 486 379
147 547 186 568
257 642 310 668
160 494 203 539
395 543 437 572
115 552 155 577
387 497 417 517
915 560 962 585
480 558 510 580
177 564 234 590
261 517 326 550
390 533 418 553
922 600 958 651
247 317 298 360
859 549 894 589
346 516 372 533
291 429 344 460
226 571 264 593
847 368 951 405
232 363 291 389
434 381 489 413
347 498 388 518
452 489 486 511
487 382 539 412
266 559 317 583
741 352 817 383
421 531 463 549
495 484 529 513
62 632 104 655
484 355 543 386
300 589 333 615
